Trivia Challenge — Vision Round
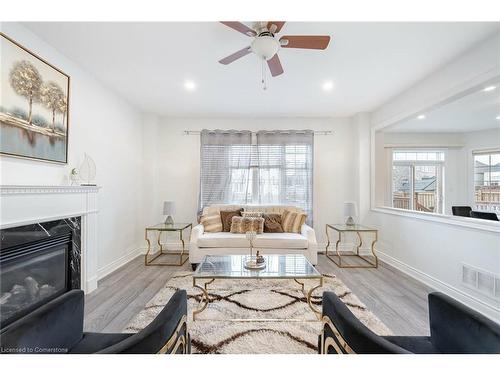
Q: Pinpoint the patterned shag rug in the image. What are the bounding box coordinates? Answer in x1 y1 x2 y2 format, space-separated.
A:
125 272 391 354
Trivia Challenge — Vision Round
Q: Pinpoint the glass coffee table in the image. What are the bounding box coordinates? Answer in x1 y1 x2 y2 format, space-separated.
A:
192 254 323 321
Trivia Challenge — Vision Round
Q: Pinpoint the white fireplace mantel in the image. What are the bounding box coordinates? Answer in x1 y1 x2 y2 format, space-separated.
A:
0 185 101 293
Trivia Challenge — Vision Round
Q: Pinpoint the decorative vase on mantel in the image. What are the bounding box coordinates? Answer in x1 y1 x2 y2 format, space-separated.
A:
79 153 97 186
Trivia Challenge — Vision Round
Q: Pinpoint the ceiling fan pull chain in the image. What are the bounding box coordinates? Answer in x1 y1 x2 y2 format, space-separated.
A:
261 57 267 90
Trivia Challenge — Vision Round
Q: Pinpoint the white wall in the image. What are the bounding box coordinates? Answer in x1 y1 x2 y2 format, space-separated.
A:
364 32 500 321
142 117 357 245
0 23 144 276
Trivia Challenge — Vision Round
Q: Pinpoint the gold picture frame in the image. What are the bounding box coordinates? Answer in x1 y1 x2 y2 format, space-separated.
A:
0 32 70 164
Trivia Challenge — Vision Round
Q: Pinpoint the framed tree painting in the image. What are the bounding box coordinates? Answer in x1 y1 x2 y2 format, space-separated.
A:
0 33 70 163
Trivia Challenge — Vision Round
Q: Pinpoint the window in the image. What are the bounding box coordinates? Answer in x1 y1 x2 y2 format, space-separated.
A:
391 150 445 213
199 130 313 222
255 142 313 221
473 151 500 212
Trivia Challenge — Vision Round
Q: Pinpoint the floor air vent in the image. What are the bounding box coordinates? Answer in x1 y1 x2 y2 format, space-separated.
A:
461 264 500 300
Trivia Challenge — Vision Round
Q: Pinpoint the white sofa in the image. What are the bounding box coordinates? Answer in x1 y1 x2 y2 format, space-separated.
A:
189 204 318 266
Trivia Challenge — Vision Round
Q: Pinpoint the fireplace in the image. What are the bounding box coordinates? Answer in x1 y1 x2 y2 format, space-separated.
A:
0 217 81 328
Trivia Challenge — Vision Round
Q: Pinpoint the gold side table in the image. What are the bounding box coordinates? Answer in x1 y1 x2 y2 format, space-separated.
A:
145 222 192 266
325 224 378 268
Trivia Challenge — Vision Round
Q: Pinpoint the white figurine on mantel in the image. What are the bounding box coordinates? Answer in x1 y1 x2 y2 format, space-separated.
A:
70 168 80 186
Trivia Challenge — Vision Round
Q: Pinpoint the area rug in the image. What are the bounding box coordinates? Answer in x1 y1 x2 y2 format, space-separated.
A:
124 272 391 354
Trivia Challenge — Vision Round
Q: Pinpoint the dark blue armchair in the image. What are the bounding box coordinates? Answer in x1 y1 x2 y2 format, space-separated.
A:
319 291 500 354
0 289 190 354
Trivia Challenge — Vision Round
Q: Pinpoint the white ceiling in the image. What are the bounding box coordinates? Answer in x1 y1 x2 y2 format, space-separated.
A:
385 81 500 133
23 22 500 117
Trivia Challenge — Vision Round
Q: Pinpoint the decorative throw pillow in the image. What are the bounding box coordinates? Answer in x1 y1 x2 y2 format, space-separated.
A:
242 211 263 218
200 213 223 233
220 209 242 232
230 216 264 234
281 210 307 233
263 213 284 233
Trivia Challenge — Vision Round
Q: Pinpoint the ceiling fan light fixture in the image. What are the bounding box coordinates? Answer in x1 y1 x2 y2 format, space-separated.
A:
251 36 280 60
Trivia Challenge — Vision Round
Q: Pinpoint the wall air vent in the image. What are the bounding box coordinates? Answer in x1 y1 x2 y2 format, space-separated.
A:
461 263 500 300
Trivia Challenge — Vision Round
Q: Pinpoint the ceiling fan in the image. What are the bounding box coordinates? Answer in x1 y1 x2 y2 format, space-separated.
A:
218 21 331 84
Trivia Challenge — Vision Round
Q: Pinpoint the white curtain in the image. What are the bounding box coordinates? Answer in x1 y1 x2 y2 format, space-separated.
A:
256 130 314 224
198 129 252 213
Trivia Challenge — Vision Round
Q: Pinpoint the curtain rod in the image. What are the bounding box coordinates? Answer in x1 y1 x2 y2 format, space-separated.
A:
183 130 333 136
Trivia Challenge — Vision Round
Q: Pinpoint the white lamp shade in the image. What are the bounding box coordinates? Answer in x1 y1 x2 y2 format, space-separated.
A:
163 201 176 215
344 201 358 217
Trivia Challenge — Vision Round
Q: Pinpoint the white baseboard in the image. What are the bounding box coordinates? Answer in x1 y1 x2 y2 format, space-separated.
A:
85 276 98 294
377 250 500 323
97 245 143 280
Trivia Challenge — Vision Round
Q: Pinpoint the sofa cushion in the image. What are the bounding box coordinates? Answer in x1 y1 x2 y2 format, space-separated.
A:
197 232 250 248
197 232 308 249
254 233 308 249
220 209 242 232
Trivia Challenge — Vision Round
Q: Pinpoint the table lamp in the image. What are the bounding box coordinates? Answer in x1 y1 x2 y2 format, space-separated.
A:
163 201 175 225
344 201 358 226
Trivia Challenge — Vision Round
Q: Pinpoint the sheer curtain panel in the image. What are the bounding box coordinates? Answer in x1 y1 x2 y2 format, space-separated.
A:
198 130 252 213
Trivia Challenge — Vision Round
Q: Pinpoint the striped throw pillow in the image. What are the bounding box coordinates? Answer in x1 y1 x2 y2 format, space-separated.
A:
200 213 223 233
281 210 307 233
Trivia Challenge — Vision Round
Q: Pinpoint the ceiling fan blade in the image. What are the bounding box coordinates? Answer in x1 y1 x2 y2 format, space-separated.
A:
267 54 284 77
267 21 285 33
279 35 331 50
220 22 257 37
219 46 252 65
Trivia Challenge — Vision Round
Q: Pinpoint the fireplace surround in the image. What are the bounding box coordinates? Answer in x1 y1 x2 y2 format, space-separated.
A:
0 185 100 295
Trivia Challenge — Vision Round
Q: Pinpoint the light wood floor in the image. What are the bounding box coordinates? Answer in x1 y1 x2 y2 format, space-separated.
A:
84 254 433 335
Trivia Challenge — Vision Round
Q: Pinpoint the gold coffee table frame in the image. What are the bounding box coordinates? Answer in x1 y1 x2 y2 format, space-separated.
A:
145 223 192 266
192 255 323 322
325 224 378 268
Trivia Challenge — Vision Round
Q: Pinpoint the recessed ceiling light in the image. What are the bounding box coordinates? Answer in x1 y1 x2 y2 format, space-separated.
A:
322 81 334 92
184 80 196 91
417 114 426 120
496 115 500 120
483 86 496 92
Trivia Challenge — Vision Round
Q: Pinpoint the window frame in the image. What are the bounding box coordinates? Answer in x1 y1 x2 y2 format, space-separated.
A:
472 149 500 213
390 149 446 214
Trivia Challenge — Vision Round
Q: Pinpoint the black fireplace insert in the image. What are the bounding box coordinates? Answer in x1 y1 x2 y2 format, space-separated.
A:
0 217 81 328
